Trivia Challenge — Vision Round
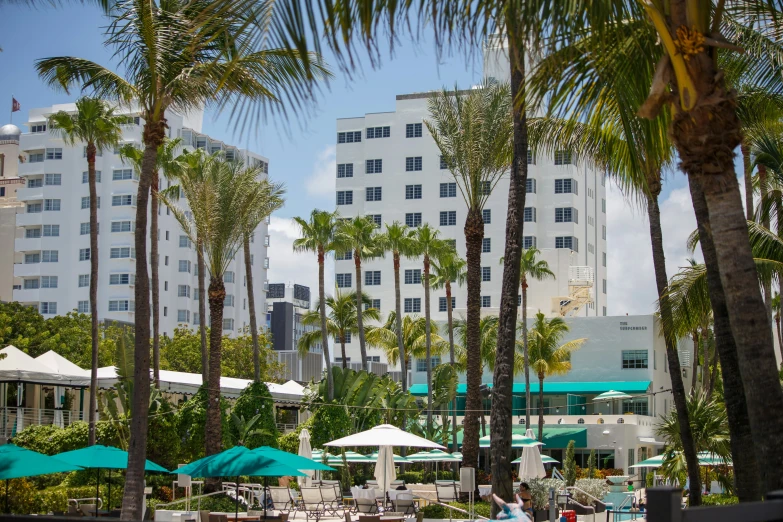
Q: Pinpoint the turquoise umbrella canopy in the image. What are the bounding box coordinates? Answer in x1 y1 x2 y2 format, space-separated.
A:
54 445 168 472
0 444 82 479
479 434 543 448
176 446 307 478
251 446 335 471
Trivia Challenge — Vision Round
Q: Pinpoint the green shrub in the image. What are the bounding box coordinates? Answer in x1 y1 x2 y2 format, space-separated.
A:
421 501 491 519
4 482 125 515
398 471 424 484
563 440 576 487
13 422 119 456
573 478 609 506
309 404 352 448
277 418 313 454
230 381 279 449
701 494 739 506
646 471 655 489
147 395 181 470
177 387 230 462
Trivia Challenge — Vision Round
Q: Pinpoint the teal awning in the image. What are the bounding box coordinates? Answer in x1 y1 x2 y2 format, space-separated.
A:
454 427 587 448
408 381 651 396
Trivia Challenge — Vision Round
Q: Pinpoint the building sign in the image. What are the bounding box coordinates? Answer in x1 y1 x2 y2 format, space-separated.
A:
619 321 647 331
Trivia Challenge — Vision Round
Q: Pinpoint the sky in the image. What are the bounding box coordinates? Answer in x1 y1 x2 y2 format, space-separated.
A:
1 4 736 317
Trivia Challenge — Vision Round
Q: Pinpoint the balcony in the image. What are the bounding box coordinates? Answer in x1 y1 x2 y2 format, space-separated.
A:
14 263 41 277
16 213 42 227
16 187 44 201
17 162 45 177
20 132 52 151
15 237 42 252
13 288 40 302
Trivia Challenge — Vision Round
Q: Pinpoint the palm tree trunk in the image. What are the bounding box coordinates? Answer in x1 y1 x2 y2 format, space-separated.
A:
447 281 458 457
87 144 99 448
197 239 208 383
701 327 709 390
424 253 433 432
318 247 334 401
691 331 699 392
205 275 226 492
462 208 484 472
522 279 530 426
759 165 774 330
742 143 754 221
394 252 407 392
707 342 719 398
646 190 702 505
776 315 782 363
490 36 526 514
537 375 545 442
243 236 261 382
354 252 368 371
151 174 160 388
340 335 347 368
688 177 762 501
121 126 158 521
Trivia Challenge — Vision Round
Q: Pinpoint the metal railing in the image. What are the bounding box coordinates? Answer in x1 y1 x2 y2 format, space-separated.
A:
413 497 490 521
276 423 298 432
0 407 84 439
647 487 783 522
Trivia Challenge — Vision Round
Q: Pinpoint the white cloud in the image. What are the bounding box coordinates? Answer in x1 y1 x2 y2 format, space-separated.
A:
606 181 702 316
267 216 334 298
305 145 336 197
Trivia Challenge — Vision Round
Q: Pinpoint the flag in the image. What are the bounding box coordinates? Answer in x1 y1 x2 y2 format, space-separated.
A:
11 98 20 112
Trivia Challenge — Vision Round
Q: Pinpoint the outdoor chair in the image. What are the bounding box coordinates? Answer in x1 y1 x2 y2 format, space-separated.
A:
268 486 294 514
79 504 98 517
389 481 404 488
320 485 345 516
365 480 378 488
209 514 228 522
299 487 326 522
393 493 416 515
435 483 459 503
354 496 380 515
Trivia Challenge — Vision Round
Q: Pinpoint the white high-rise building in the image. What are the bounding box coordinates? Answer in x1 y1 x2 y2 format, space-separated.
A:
12 103 271 336
334 40 608 368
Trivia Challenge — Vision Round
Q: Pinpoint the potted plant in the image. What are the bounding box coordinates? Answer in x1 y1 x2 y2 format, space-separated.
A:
528 478 563 521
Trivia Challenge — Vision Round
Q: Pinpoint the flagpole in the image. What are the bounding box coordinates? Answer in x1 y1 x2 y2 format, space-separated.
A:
10 95 13 124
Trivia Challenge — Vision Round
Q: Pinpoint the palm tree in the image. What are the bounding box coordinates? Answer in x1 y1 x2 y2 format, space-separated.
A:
453 315 500 374
48 97 125 448
773 293 782 355
430 249 467 453
161 151 284 479
37 2 328 512
243 233 262 382
334 216 383 371
377 221 418 391
525 313 585 441
119 138 185 387
299 289 380 366
425 82 512 469
501 248 554 427
293 210 340 400
366 312 448 374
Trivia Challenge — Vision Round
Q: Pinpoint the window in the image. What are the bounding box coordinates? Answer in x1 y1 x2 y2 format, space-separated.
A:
602 199 606 213
523 236 536 249
112 194 136 207
365 299 381 311
555 207 578 223
41 276 58 288
112 169 137 181
405 156 423 171
82 171 102 183
337 164 354 178
25 253 40 264
26 228 42 239
109 300 134 312
27 203 42 213
193 313 200 325
178 260 191 273
335 250 353 261
481 296 491 308
24 279 40 289
482 266 491 282
439 297 456 312
482 238 491 253
30 123 47 133
40 302 57 314
404 298 421 313
177 310 190 323
44 199 61 211
555 236 578 251
42 224 58 237
482 209 491 224
335 332 352 344
405 213 422 227
336 191 353 205
527 150 535 164
406 185 422 200
81 196 100 209
224 271 235 283
440 211 457 226
365 159 383 174
440 182 457 198
554 150 571 165
366 187 382 201
336 273 352 288
42 250 58 262
365 271 381 286
602 225 607 240
223 318 235 331
588 243 594 254
404 269 422 285
622 350 648 369
179 235 191 248
83 146 102 157
406 123 423 138
367 214 382 227
517 295 521 306
622 399 649 416
224 294 235 307
479 181 491 196
366 126 390 139
554 179 578 194
526 178 536 194
524 207 536 222
602 252 607 267
178 285 191 297
337 131 362 143
45 173 61 186
46 148 63 160
110 274 132 285
603 278 607 294
603 306 607 316
78 301 90 313
110 247 135 259
440 156 448 169
445 239 456 250
416 357 440 372
111 221 134 233
27 178 43 188
80 223 90 235
78 274 89 287
28 152 44 163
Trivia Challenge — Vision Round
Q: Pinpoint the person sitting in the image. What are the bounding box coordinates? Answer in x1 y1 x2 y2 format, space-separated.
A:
517 483 534 517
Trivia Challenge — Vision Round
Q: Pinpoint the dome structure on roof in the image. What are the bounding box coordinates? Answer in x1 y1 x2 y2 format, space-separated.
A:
0 124 21 143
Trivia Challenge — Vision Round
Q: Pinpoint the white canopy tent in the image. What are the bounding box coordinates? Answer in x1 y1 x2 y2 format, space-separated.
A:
34 351 90 428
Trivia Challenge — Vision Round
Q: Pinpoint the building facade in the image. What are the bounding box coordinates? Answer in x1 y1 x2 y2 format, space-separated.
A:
265 282 320 352
0 124 26 302
11 104 271 336
333 40 608 368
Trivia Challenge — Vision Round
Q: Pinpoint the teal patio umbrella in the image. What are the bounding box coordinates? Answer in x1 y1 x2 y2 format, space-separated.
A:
251 446 335 471
0 444 83 512
512 455 559 465
480 434 543 448
54 445 168 510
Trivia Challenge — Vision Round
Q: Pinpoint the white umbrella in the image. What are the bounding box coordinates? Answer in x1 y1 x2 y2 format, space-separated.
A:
298 428 314 487
374 446 396 496
517 429 546 480
325 424 445 449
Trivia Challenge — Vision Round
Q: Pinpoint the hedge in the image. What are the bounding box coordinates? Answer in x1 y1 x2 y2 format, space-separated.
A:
4 480 124 515
421 501 491 519
701 494 739 506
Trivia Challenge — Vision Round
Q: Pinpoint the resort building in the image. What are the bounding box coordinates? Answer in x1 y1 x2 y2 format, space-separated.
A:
10 104 271 337
333 38 608 368
0 124 26 302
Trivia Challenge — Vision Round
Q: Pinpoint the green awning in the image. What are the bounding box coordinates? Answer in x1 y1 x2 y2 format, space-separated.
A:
408 381 651 396
454 427 587 448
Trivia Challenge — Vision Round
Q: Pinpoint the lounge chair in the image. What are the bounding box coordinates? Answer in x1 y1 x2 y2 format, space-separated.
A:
268 486 294 514
320 485 345 516
436 483 459 503
354 496 380 515
299 487 325 522
393 493 416 515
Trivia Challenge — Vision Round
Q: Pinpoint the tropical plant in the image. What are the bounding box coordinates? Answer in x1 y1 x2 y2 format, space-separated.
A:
47 97 125 447
425 81 513 471
587 450 597 480
525 313 584 441
501 248 555 427
563 441 576 487
230 413 273 447
366 312 447 371
298 289 380 366
377 221 418 392
231 381 279 448
293 210 341 400
430 364 459 448
453 315 499 373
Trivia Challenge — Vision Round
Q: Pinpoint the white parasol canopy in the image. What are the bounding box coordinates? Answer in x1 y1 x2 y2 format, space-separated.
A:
517 429 546 480
325 424 445 449
298 428 314 487
374 446 396 495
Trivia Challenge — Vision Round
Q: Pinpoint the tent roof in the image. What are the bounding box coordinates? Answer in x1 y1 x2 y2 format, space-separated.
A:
36 351 90 377
0 346 90 386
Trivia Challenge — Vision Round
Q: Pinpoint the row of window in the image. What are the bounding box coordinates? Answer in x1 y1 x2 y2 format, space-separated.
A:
339 123 423 144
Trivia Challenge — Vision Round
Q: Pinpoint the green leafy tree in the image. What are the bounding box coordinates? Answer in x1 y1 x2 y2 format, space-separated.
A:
453 315 499 374
0 302 47 352
177 387 231 464
587 450 597 480
309 405 352 450
366 312 447 374
431 364 459 448
230 381 279 448
37 312 115 368
564 440 577 487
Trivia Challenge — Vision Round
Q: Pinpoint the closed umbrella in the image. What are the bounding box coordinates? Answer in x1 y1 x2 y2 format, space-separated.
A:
374 446 396 499
516 429 546 480
298 429 314 487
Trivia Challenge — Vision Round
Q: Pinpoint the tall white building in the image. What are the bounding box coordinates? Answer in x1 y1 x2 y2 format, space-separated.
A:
12 103 271 337
334 40 608 368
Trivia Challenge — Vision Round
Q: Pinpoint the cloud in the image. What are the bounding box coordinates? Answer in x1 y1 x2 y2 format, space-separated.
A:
266 216 334 299
305 145 336 197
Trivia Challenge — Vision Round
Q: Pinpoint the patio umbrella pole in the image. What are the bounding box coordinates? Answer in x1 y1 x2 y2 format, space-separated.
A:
6 479 9 514
235 475 240 522
96 468 100 510
108 469 111 510
264 476 268 521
